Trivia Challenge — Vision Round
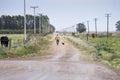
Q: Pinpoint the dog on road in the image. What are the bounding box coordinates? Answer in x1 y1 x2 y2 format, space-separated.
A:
62 42 65 45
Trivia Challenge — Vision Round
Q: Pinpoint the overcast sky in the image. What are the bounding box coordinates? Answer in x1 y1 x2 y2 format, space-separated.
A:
0 0 120 31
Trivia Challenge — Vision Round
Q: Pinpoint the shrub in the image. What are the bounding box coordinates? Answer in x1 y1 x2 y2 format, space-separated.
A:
99 51 113 61
110 58 120 66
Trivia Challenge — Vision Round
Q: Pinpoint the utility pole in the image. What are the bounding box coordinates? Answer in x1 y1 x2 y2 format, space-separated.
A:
24 0 26 40
73 25 76 33
46 17 50 34
47 18 50 33
30 6 38 34
87 21 89 41
38 13 41 34
105 14 111 39
82 22 85 37
87 21 90 34
94 18 97 37
40 14 43 34
44 16 47 34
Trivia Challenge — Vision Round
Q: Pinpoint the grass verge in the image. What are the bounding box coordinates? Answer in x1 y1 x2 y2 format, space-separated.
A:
0 34 52 59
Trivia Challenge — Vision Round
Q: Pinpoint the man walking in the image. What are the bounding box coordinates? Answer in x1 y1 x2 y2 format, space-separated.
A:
55 34 60 45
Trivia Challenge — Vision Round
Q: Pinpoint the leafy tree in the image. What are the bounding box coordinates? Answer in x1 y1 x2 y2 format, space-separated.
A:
26 15 34 29
0 17 2 29
0 15 55 34
116 20 120 31
76 23 86 33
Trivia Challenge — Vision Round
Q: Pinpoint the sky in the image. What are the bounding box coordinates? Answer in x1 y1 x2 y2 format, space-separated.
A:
0 0 120 32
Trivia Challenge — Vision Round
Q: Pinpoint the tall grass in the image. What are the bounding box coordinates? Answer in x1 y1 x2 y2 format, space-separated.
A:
0 34 51 58
75 32 120 67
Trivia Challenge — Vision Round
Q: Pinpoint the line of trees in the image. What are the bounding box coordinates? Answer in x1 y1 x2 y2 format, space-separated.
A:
0 15 55 34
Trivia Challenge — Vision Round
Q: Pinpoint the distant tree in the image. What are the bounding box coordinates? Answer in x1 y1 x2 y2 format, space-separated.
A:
0 17 2 29
76 23 86 33
49 24 55 32
116 20 120 31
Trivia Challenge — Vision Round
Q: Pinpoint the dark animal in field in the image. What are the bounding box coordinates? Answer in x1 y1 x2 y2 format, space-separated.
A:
0 36 9 47
92 33 96 38
72 32 75 36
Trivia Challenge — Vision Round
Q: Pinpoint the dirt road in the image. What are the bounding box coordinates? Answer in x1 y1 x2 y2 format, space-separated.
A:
0 35 119 80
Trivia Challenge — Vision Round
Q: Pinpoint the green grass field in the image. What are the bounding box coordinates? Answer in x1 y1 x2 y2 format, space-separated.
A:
75 32 120 67
0 34 51 58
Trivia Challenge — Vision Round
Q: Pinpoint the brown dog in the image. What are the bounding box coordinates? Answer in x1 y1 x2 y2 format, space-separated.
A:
62 42 65 45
